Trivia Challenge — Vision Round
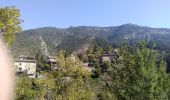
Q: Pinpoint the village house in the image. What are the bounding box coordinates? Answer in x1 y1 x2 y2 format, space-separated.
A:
47 56 57 70
100 53 116 63
82 49 119 72
82 62 94 72
14 56 36 78
113 48 119 54
100 48 119 63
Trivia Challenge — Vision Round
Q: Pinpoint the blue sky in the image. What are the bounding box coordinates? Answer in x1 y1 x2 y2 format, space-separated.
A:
0 0 170 30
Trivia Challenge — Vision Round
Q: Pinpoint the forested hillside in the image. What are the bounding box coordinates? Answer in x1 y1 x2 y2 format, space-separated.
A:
12 24 170 57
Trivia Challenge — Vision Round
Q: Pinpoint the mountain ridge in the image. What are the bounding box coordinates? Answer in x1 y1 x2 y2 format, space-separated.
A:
12 24 170 57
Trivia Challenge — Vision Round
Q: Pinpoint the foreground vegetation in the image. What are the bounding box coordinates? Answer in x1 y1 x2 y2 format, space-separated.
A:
16 41 170 100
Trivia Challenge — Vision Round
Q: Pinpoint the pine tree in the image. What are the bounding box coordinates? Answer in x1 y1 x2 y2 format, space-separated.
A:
110 41 170 100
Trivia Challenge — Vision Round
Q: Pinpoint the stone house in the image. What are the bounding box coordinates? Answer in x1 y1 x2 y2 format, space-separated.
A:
100 53 116 63
83 62 94 72
14 59 36 78
47 56 57 70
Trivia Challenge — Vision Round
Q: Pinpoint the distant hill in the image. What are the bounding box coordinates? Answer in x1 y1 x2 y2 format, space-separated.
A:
11 24 170 57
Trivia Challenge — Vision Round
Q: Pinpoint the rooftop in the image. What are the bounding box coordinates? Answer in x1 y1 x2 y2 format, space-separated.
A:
14 59 36 63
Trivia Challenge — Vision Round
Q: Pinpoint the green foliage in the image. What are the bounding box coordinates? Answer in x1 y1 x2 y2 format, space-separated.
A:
101 62 111 73
53 52 94 100
98 91 117 100
0 6 22 45
32 72 56 99
91 68 101 78
15 41 170 100
110 41 170 100
35 50 51 71
165 52 170 72
15 76 35 100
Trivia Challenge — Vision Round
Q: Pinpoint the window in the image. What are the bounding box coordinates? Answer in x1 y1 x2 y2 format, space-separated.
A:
19 67 22 71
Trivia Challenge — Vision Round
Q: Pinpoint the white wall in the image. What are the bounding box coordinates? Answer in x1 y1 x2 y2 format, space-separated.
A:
14 61 36 75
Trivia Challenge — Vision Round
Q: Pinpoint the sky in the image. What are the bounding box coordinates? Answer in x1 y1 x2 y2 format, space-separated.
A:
0 0 170 30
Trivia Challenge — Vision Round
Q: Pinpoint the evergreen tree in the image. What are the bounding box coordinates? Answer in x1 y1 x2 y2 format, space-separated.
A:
110 41 170 100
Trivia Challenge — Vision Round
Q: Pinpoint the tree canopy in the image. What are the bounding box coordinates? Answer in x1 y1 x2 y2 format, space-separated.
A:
0 6 22 45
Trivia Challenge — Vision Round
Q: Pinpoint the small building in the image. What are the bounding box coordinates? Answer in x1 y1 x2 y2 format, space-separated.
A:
101 53 116 63
83 62 94 72
113 48 119 54
83 62 89 67
47 56 57 70
14 59 36 78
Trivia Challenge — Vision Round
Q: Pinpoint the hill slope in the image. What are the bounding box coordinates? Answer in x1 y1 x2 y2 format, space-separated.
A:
11 24 170 56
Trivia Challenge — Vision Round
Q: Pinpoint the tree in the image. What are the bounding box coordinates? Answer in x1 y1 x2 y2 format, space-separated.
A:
0 6 22 45
101 62 111 73
110 41 170 100
98 90 117 100
32 72 56 100
35 50 49 71
106 45 113 54
124 41 158 99
93 45 103 56
155 59 170 99
15 76 35 100
53 52 94 100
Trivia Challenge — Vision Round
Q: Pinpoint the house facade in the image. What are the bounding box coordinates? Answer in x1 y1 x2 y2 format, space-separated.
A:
14 59 36 78
101 54 115 63
47 56 57 70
